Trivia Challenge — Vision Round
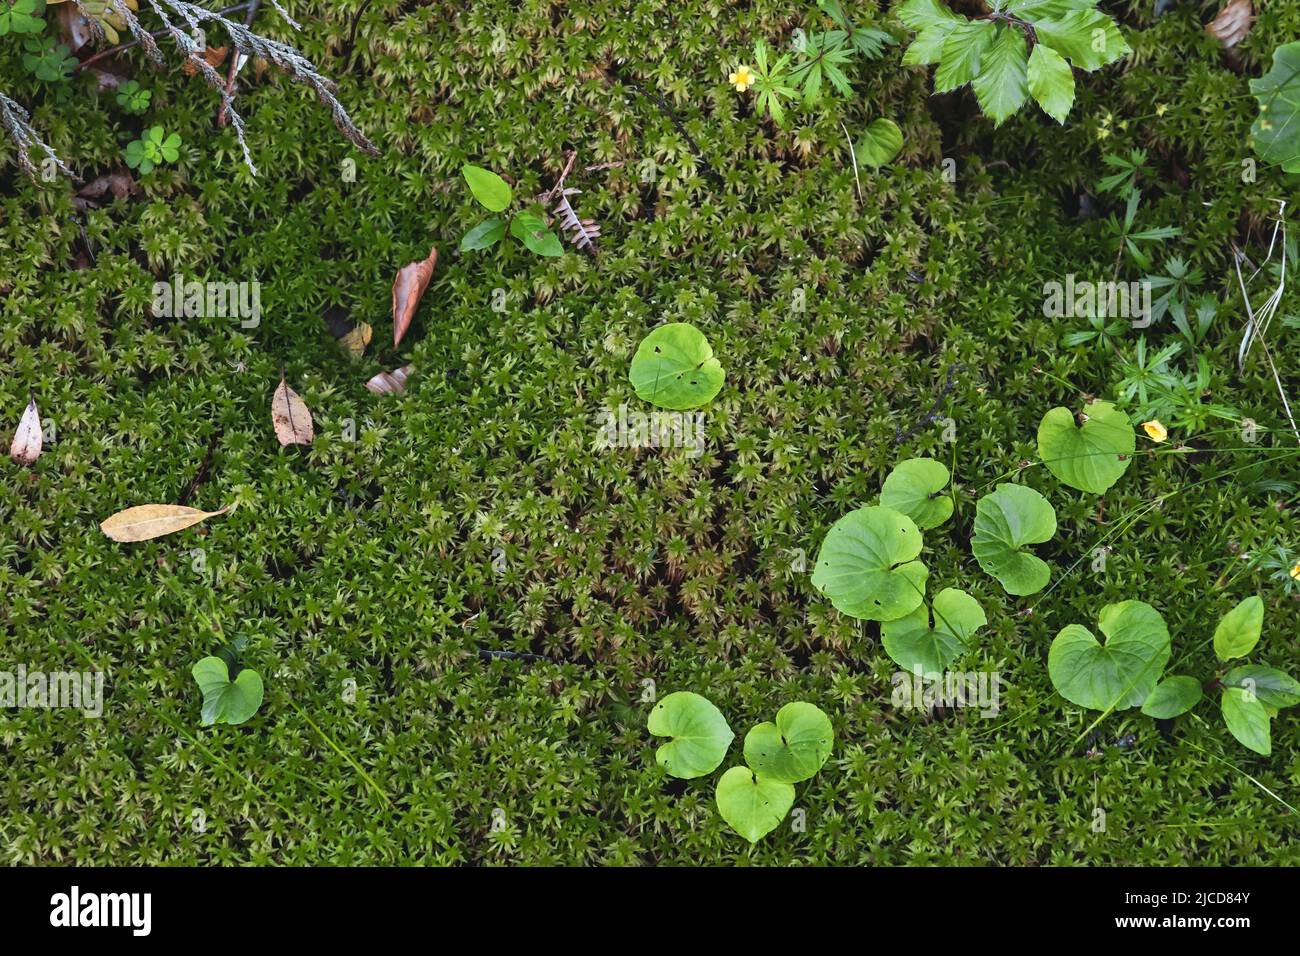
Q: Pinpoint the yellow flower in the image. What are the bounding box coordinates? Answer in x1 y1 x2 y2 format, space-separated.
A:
1290 561 1300 581
1155 103 1168 117
729 66 754 93
1142 420 1168 443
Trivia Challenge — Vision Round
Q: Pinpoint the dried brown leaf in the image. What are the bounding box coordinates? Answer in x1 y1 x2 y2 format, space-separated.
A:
365 365 414 396
271 376 314 446
9 398 41 466
339 322 373 359
1206 0 1253 48
182 46 229 76
100 504 230 542
392 246 437 347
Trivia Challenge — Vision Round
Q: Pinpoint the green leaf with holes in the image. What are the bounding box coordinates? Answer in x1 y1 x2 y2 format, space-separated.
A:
742 701 834 783
881 587 986 675
812 505 928 621
646 691 734 779
971 483 1056 595
629 322 725 410
1048 600 1170 711
715 766 795 842
880 457 953 529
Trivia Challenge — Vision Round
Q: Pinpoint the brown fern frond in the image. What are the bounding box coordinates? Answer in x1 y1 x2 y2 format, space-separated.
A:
553 188 600 254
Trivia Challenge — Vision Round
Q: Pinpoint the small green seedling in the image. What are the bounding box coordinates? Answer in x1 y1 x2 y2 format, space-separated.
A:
124 126 181 174
115 79 151 114
0 0 45 34
647 691 734 778
971 483 1056 595
897 0 1130 126
628 322 725 410
459 164 563 257
23 35 74 81
742 701 834 784
1143 596 1300 756
812 505 928 621
1037 400 1135 494
192 655 264 726
715 767 795 843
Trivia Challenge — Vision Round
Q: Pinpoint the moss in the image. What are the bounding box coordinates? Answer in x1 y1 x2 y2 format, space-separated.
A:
1 0 1299 864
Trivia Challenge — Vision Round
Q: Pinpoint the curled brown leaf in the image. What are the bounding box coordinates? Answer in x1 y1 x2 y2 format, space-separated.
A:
1206 0 1253 48
9 398 41 466
392 246 437 347
365 365 414 395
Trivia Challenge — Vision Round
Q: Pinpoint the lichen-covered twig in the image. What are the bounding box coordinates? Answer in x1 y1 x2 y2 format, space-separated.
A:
0 91 74 179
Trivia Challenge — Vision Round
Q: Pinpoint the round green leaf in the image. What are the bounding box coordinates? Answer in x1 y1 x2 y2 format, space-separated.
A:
647 691 734 779
1037 400 1135 494
971 483 1056 595
1048 600 1171 712
1223 665 1300 709
1250 41 1300 175
881 587 986 675
856 117 903 167
1221 687 1271 756
715 766 795 843
461 164 512 212
1213 595 1263 662
811 505 928 621
191 656 264 726
1140 675 1202 719
880 457 953 530
742 702 834 783
629 322 725 410
460 218 506 252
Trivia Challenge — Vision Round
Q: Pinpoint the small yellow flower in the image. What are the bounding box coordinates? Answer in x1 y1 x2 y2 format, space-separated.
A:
729 66 754 93
1142 420 1168 443
1290 561 1300 581
1155 103 1168 117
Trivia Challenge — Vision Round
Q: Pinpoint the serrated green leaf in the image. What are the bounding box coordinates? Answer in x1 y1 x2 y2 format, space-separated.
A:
934 19 995 93
1027 43 1074 123
972 25 1028 125
1036 10 1130 71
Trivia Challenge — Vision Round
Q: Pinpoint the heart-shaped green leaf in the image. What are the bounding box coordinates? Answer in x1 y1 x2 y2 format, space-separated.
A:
1048 600 1171 711
1037 400 1135 494
629 322 725 410
1140 675 1202 719
715 766 795 843
1223 665 1300 710
191 656 264 726
971 483 1056 595
1221 686 1271 755
881 587 986 675
1250 41 1300 175
742 702 834 783
461 164 512 212
812 505 928 621
647 691 734 779
880 457 953 530
856 117 903 167
1213 595 1264 662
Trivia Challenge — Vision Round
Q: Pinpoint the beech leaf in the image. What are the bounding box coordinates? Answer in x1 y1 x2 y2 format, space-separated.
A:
100 504 231 542
271 376 314 446
9 397 41 466
391 245 437 347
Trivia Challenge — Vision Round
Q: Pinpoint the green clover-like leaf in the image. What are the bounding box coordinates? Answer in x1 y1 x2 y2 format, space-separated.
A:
191 656 264 726
715 766 795 843
1037 400 1135 494
646 691 734 779
629 322 725 410
971 483 1056 595
1048 600 1171 712
881 587 986 675
880 457 952 530
742 702 833 784
812 505 928 621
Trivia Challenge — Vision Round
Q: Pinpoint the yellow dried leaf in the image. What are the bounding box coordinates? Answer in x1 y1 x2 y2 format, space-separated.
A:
100 504 230 542
339 321 373 359
271 376 315 446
